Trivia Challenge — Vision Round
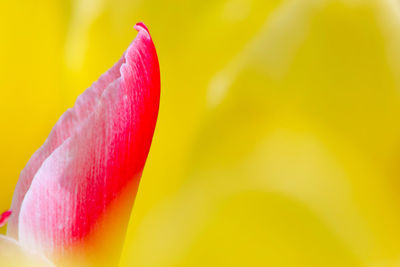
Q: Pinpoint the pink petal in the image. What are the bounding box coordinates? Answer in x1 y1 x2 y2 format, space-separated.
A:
7 38 127 239
9 22 159 265
0 210 11 227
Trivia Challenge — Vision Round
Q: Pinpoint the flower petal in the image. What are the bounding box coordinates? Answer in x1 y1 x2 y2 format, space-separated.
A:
0 210 11 227
7 37 127 239
12 23 159 266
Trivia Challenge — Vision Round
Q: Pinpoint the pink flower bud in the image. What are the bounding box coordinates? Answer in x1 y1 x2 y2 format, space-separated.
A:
7 22 160 266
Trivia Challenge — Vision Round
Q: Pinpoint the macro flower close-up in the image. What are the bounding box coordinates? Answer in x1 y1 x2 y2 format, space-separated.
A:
2 0 400 266
1 21 159 267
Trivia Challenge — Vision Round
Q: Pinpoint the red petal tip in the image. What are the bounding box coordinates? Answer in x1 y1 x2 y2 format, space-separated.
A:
0 210 12 227
134 22 150 34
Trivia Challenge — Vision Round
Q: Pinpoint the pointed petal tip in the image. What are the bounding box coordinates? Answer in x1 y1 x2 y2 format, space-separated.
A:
134 22 149 33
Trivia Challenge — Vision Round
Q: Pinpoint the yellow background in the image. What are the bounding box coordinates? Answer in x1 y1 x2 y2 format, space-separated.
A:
2 0 400 266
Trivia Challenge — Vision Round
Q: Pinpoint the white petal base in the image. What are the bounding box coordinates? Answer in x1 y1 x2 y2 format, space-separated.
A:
0 235 55 267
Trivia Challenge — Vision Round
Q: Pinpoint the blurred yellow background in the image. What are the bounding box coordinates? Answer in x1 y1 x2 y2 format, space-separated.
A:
2 0 400 266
